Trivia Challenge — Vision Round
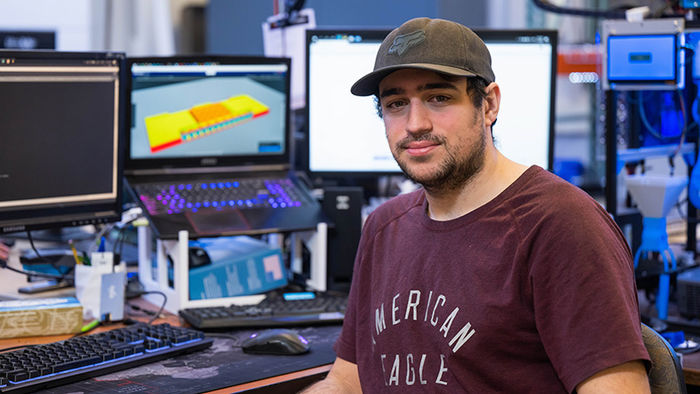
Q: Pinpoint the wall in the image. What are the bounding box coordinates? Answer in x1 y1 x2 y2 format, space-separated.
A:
206 0 487 55
0 0 179 55
204 0 606 190
0 0 106 50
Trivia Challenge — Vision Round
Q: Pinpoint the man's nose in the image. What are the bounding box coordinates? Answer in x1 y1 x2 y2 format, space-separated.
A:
405 100 432 135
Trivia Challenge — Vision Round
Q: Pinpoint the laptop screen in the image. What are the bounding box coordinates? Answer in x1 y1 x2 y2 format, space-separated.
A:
126 56 291 173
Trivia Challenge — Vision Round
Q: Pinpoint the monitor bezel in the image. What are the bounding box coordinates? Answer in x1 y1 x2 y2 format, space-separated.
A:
475 28 557 173
304 28 394 179
606 33 679 85
124 55 293 173
0 50 126 234
303 28 558 179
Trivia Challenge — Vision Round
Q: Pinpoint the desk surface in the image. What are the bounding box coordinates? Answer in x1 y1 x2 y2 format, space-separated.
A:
683 354 700 386
0 242 340 393
0 299 340 393
17 325 340 394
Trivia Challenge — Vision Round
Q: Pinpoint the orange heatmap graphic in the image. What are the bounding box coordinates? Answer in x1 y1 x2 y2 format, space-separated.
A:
144 94 270 153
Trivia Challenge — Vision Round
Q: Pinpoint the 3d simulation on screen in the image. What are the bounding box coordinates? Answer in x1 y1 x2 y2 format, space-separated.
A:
130 71 287 160
144 94 270 153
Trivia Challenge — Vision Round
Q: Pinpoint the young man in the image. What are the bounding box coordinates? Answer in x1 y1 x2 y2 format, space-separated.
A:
303 18 650 393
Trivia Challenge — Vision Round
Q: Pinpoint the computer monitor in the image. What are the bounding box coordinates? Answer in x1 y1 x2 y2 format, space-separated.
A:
0 50 126 234
125 56 292 172
305 28 557 178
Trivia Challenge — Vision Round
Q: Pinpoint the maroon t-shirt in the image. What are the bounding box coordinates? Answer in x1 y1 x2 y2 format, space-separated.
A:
334 166 649 393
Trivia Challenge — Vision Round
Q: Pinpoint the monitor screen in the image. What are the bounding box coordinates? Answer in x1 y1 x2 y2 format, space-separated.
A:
607 34 677 83
126 56 291 172
0 50 125 234
305 29 557 177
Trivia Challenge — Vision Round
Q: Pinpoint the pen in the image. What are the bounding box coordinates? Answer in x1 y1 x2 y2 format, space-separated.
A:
80 319 100 333
98 236 107 253
68 240 81 265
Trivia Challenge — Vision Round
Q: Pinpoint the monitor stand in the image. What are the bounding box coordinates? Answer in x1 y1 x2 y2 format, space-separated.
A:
18 279 74 294
3 227 95 242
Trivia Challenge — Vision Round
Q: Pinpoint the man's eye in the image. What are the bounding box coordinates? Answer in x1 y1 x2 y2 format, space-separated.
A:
385 100 406 109
431 95 450 103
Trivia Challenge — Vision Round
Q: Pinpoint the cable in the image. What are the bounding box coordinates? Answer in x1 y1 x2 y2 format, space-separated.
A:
146 291 167 325
282 0 306 26
29 231 73 278
532 0 683 18
683 91 700 139
25 231 45 264
637 90 689 172
286 0 304 13
531 0 627 18
127 290 167 325
0 254 73 280
205 333 240 341
112 217 140 260
638 91 681 142
205 332 244 348
126 303 158 316
671 89 689 159
638 92 664 140
115 225 126 259
0 230 76 281
0 263 72 280
90 222 117 255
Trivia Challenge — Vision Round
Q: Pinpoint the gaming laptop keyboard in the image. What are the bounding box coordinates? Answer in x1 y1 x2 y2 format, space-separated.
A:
0 323 212 393
136 177 314 216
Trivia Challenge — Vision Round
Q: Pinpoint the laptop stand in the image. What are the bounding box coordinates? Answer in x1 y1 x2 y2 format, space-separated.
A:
136 224 329 314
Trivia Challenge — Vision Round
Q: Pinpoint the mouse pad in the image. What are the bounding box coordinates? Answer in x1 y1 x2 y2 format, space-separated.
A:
43 324 342 394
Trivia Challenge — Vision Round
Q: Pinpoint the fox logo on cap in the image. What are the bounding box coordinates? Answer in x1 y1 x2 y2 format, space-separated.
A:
387 30 425 56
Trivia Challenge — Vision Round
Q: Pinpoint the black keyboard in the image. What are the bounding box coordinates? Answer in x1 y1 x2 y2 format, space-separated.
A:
179 292 347 330
0 323 212 393
136 177 314 216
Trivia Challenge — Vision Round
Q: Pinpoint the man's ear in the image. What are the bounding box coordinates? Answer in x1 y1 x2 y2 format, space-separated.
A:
483 82 500 127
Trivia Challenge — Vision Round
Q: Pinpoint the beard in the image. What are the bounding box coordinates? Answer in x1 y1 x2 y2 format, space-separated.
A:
391 115 487 193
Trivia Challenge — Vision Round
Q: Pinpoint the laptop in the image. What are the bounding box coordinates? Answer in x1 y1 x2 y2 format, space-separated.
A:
124 55 324 239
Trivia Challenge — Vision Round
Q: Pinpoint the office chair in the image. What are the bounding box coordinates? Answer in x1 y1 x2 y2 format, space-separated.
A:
641 322 687 394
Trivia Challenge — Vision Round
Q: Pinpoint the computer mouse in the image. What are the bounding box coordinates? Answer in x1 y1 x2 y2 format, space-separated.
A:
240 328 310 355
188 246 211 268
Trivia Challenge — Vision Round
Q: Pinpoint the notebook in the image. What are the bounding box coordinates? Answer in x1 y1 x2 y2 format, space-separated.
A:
124 55 324 239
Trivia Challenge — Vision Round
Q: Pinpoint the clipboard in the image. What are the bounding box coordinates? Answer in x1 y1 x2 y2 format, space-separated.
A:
262 8 316 110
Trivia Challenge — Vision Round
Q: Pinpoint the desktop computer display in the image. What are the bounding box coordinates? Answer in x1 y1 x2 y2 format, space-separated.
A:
0 50 126 234
305 28 557 177
306 29 397 175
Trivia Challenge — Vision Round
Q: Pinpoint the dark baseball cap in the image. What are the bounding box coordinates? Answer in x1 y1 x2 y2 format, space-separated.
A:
350 17 495 97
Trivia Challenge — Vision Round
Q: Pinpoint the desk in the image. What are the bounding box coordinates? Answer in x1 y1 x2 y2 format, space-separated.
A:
0 301 340 393
682 353 700 386
0 245 340 393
